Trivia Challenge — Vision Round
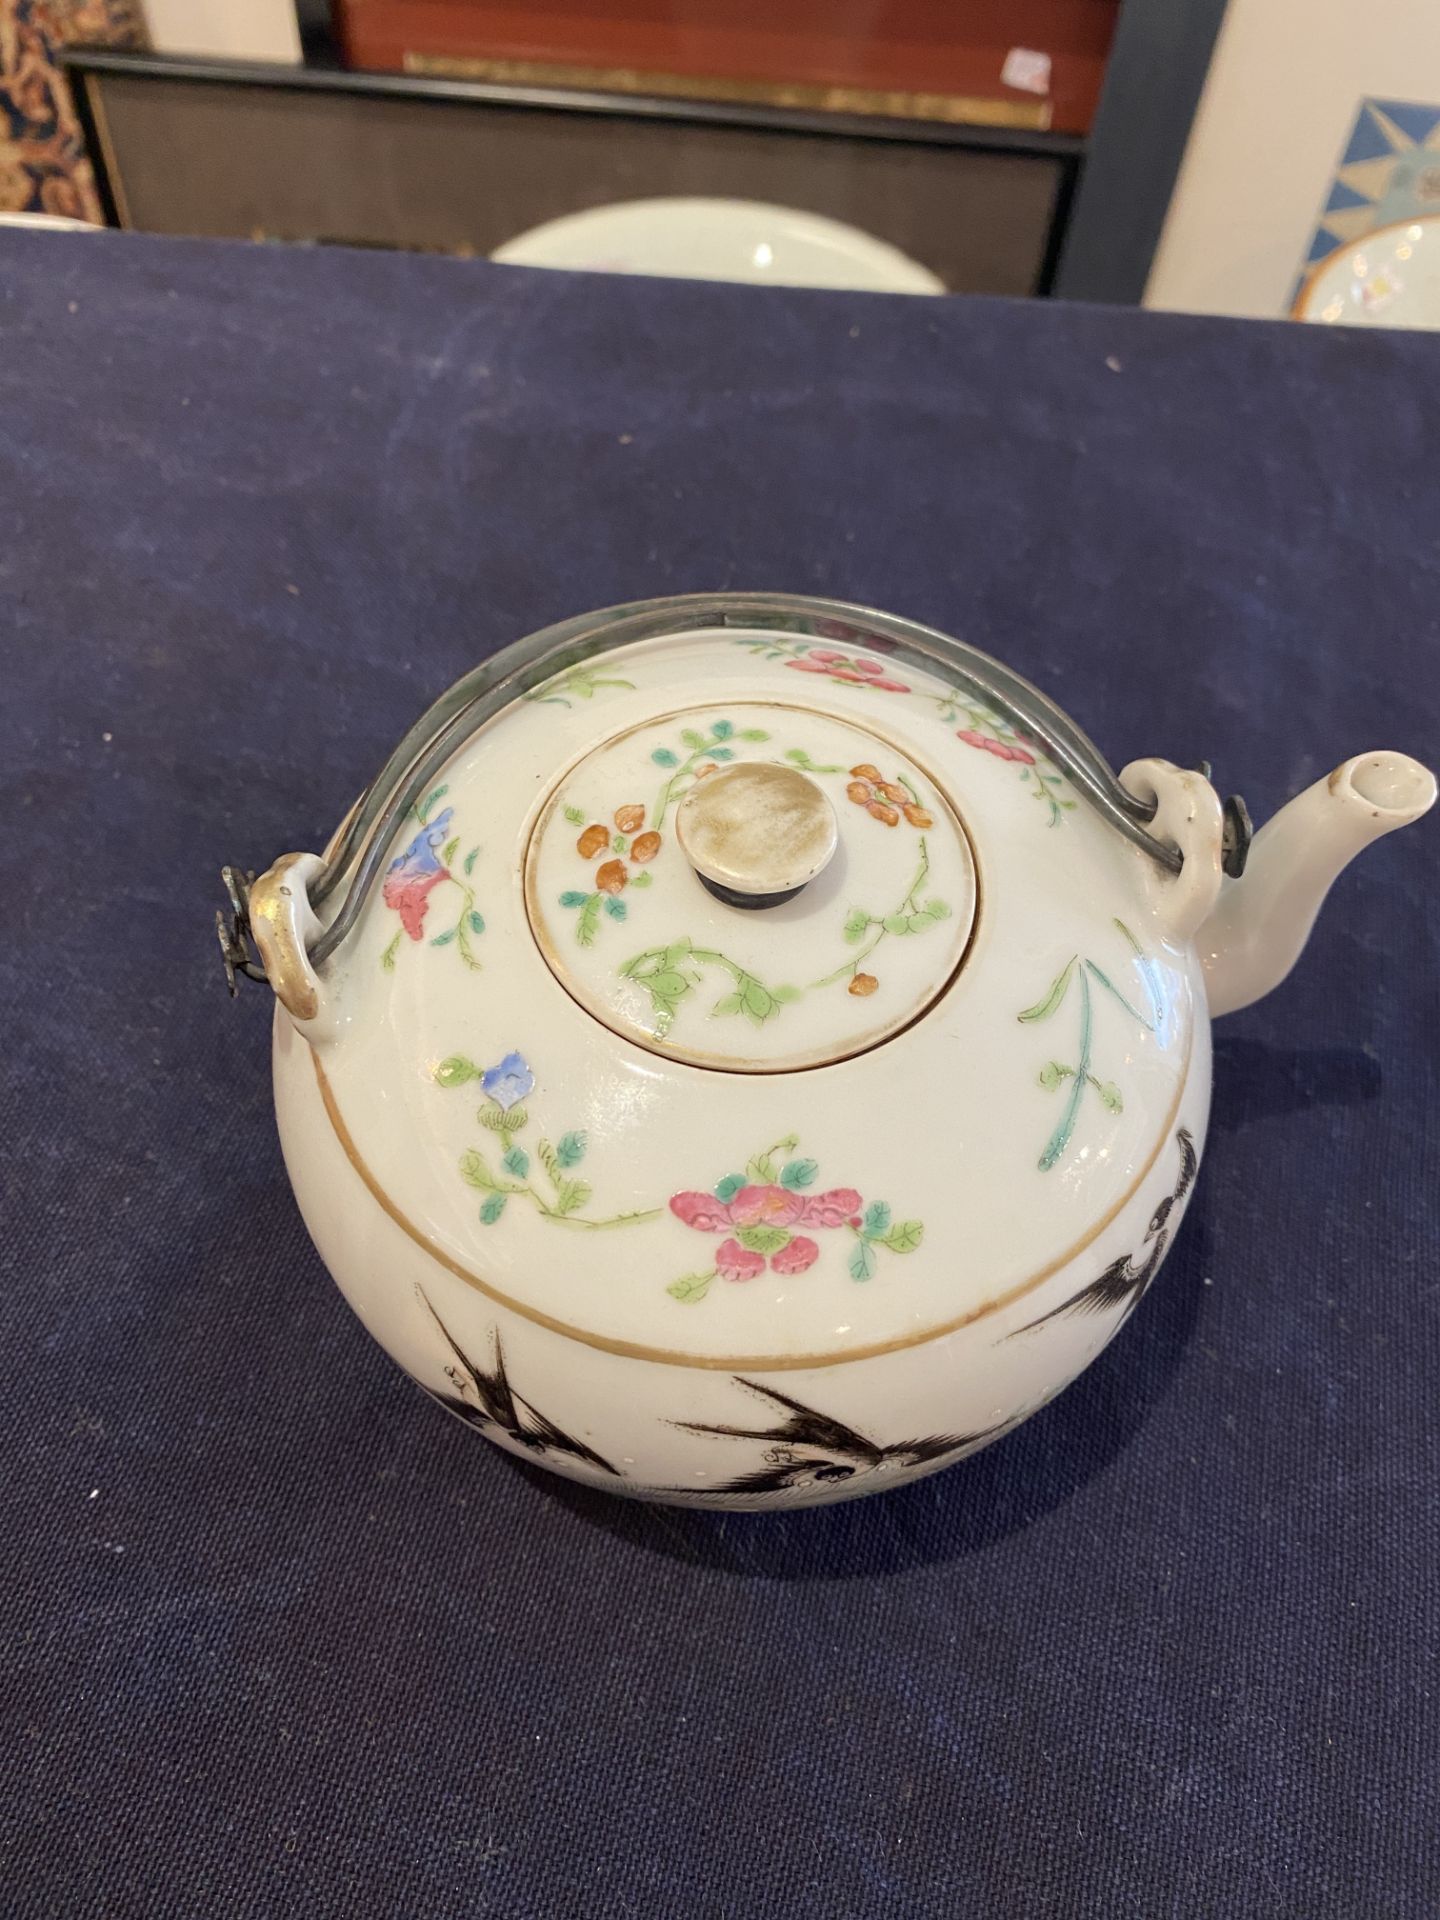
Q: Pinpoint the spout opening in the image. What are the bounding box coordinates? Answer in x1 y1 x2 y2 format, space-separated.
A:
1333 752 1437 821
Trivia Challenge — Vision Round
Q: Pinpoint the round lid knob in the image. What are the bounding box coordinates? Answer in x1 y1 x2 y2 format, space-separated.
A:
675 761 838 908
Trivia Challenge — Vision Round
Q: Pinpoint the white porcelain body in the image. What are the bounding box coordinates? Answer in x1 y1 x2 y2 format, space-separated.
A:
274 1004 1210 1506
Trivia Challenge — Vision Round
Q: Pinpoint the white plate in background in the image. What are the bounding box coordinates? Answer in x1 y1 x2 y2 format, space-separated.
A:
493 197 945 295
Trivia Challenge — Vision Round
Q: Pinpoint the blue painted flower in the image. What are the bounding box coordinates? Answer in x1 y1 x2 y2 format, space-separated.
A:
383 808 454 940
481 1051 534 1111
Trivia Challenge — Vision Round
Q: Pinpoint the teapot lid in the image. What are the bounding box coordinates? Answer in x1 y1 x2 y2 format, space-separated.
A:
230 596 1208 1368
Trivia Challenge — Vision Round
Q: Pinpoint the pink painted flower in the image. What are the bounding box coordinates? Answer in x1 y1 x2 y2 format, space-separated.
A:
770 1235 820 1275
382 808 453 940
669 1191 734 1232
727 1184 806 1229
717 1238 765 1282
783 647 910 694
802 1188 864 1228
956 728 1035 766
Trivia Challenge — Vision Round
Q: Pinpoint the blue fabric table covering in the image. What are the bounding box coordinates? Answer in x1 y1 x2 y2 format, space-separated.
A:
2 230 1436 1918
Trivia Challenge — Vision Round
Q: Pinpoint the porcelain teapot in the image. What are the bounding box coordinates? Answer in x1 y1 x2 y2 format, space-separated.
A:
220 595 1434 1508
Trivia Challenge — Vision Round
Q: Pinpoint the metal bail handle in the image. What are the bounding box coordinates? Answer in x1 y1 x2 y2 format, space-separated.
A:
218 592 1249 996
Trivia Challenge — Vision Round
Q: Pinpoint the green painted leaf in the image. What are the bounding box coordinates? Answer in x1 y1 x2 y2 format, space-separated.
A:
863 1200 892 1237
921 899 951 921
502 1145 529 1178
459 1149 497 1191
780 1158 818 1190
880 1219 924 1254
772 984 800 1003
434 1055 480 1088
712 991 743 1017
603 896 628 922
667 1271 715 1303
480 1103 528 1133
849 1239 878 1282
379 932 401 973
430 928 458 946
467 910 485 935
1084 959 1152 1030
613 834 628 854
651 748 679 767
576 895 602 947
714 1173 745 1203
479 1191 507 1225
740 978 776 1025
1018 956 1076 1023
1096 1080 1124 1114
711 719 734 740
747 1136 796 1184
437 839 457 870
736 1225 791 1255
553 1177 591 1217
559 890 590 908
417 783 448 823
709 747 734 761
680 729 707 749
741 729 771 742
1038 1061 1070 1092
629 870 653 888
562 804 586 825
463 846 479 875
645 968 689 999
882 915 911 935
556 1131 587 1168
843 908 871 945
663 938 693 966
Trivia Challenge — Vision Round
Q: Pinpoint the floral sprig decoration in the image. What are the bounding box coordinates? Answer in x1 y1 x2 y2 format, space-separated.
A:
436 1050 660 1231
559 801 661 946
524 663 637 708
380 783 485 971
732 634 911 692
844 763 933 830
649 716 771 825
946 704 1074 827
1017 920 1160 1170
665 1134 923 1303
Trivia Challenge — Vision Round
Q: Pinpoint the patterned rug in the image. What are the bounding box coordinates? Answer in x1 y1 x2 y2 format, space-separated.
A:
1 1 144 220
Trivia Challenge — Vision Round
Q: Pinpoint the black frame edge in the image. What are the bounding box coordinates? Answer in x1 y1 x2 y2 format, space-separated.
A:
1053 0 1231 304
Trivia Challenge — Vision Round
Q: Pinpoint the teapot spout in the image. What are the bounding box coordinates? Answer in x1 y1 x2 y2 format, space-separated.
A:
1200 752 1435 1017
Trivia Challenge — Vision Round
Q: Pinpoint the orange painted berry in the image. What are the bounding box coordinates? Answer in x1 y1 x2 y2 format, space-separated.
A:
866 801 900 826
595 859 628 894
846 780 872 805
614 804 645 833
850 763 883 782
849 972 879 996
577 823 610 859
630 831 662 864
902 803 934 829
